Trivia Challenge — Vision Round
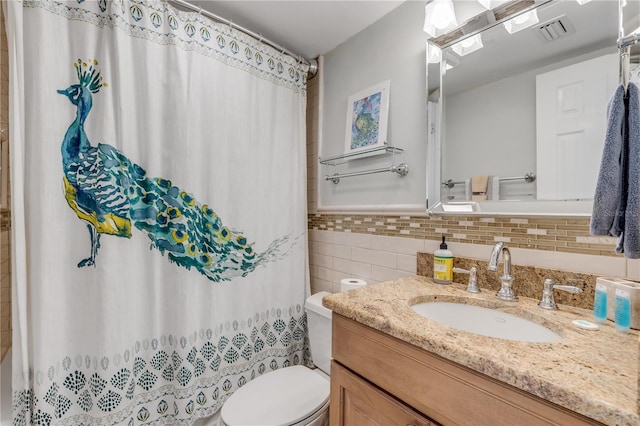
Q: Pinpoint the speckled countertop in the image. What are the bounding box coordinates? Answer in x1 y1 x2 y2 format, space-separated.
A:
322 276 639 426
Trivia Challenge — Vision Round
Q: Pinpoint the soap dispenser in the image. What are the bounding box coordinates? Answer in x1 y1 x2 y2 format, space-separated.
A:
434 236 454 284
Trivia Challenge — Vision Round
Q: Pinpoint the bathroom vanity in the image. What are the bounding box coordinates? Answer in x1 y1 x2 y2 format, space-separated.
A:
323 277 639 426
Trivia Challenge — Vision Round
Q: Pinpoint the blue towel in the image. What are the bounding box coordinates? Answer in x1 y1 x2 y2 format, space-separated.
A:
590 85 626 237
619 83 640 258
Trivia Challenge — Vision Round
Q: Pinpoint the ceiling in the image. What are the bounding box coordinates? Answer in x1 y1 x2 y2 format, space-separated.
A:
187 1 406 60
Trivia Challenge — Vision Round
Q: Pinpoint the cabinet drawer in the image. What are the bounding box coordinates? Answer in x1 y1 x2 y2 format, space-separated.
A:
332 313 602 426
330 360 435 426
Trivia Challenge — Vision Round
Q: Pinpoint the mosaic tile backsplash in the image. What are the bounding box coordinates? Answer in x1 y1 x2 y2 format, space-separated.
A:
308 213 618 257
417 252 596 310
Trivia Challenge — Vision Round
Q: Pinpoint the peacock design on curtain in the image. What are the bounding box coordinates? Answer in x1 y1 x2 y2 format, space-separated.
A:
57 59 291 282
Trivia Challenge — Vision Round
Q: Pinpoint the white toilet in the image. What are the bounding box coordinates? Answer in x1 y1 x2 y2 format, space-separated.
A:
220 291 333 426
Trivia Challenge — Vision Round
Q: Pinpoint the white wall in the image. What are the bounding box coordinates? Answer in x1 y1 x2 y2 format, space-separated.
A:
319 1 428 211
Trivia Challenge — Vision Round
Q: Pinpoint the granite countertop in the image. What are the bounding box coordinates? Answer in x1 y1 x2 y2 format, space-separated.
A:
322 276 639 426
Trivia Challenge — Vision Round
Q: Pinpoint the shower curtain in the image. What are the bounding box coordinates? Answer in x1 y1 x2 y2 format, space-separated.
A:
6 0 309 424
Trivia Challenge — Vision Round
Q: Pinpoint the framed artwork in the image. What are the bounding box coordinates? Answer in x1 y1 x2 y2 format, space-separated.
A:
344 80 390 155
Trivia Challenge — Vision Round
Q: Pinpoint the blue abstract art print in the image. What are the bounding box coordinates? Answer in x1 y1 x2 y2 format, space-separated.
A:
344 80 390 154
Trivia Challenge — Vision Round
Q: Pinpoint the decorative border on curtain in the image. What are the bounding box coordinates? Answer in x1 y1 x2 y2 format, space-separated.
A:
25 0 308 93
13 307 310 425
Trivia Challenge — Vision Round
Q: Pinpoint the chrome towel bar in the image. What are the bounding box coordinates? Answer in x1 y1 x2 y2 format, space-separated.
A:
325 163 409 184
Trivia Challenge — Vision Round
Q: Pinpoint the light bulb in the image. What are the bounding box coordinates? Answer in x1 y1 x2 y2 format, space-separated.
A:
432 2 452 29
503 9 539 34
424 0 458 38
451 34 483 56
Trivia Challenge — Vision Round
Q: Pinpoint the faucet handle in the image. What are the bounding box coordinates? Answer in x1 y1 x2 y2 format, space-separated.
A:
453 266 480 293
538 278 584 310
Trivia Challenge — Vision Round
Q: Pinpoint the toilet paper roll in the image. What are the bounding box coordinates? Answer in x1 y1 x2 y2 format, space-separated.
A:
340 278 368 292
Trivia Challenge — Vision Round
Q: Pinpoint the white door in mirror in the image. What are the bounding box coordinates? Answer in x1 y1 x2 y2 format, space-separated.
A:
536 53 618 200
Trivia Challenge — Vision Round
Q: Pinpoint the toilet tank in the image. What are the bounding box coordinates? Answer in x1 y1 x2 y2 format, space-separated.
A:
304 292 332 375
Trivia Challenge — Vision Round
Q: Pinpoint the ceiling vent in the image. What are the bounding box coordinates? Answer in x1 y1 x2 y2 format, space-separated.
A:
535 15 576 42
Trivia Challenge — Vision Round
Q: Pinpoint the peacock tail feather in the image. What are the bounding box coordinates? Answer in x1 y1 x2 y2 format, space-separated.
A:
128 174 278 281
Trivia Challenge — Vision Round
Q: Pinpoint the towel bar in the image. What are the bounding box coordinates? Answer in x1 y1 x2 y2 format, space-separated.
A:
325 163 408 184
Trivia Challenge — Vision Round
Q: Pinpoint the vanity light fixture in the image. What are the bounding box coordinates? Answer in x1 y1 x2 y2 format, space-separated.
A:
424 0 458 38
503 9 539 34
477 0 509 10
575 0 593 4
451 34 484 56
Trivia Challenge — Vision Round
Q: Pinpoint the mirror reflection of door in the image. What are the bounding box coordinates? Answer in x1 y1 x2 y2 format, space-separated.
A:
536 53 618 201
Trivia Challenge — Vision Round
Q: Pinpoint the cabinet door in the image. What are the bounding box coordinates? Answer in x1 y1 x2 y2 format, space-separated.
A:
330 360 435 426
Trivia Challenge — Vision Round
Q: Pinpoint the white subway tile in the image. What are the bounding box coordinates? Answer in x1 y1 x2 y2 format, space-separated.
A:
626 259 640 280
310 277 334 294
316 266 344 283
508 246 625 277
310 253 333 268
316 242 351 259
446 242 492 260
309 229 334 243
332 232 372 249
397 254 417 273
332 258 372 279
308 241 320 254
309 264 318 278
371 265 413 282
370 235 425 255
352 248 397 269
424 239 440 254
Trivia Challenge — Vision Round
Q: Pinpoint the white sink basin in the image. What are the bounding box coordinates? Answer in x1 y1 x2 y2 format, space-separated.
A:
412 302 562 343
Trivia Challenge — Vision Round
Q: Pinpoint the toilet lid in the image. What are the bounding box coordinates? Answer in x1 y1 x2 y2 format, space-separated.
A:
221 366 329 426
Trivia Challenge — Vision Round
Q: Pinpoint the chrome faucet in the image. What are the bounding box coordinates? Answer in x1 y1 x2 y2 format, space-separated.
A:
538 278 583 310
488 242 517 301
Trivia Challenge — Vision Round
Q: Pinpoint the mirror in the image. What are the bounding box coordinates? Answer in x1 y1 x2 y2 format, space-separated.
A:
426 0 638 216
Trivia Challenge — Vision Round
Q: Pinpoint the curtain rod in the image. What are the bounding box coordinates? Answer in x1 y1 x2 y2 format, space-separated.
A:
168 0 318 75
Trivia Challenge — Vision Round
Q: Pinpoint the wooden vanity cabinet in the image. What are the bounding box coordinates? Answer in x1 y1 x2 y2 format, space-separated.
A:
330 313 603 426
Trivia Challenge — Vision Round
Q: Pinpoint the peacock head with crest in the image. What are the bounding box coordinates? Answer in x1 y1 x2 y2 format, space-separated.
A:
57 59 107 112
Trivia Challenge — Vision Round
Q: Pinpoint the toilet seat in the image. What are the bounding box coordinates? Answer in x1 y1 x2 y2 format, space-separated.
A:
220 365 330 426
